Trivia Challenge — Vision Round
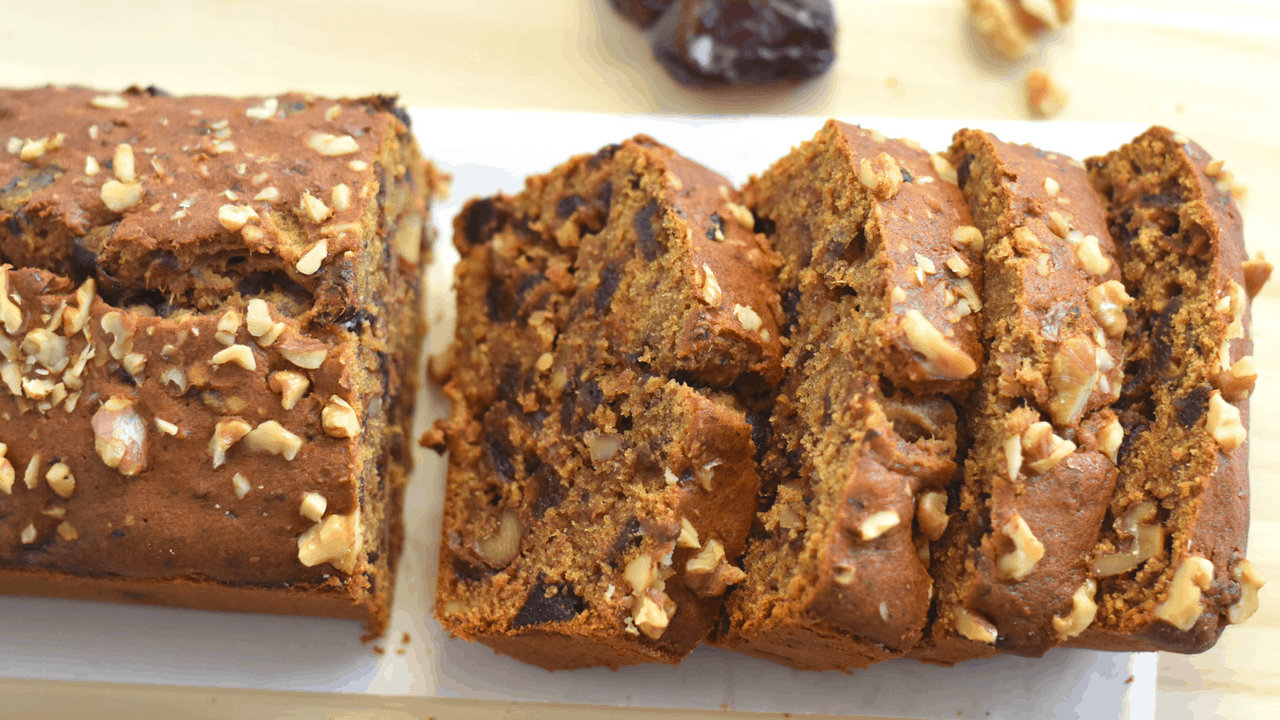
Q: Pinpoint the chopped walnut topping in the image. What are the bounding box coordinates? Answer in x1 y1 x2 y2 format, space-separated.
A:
945 254 971 277
84 155 101 176
297 511 361 574
232 473 252 499
1052 579 1098 639
700 264 723 306
633 594 674 639
1217 356 1257 402
209 418 252 469
1098 416 1123 464
296 240 328 275
321 396 359 438
46 462 76 499
1086 280 1133 338
62 278 96 337
91 94 130 109
92 396 148 476
1206 391 1246 452
254 186 280 203
997 513 1045 581
685 538 747 598
245 97 278 120
20 523 37 544
56 522 79 542
931 153 959 185
100 311 134 361
915 253 937 275
245 299 274 338
860 152 904 200
1154 555 1214 631
331 183 352 212
307 132 360 156
348 160 369 172
299 192 332 225
0 444 13 495
1229 559 1264 625
955 607 998 644
210 344 257 371
1092 501 1164 577
860 510 901 541
299 492 328 522
101 180 143 211
1076 235 1111 275
677 518 701 549
277 333 329 369
113 143 136 183
733 304 762 332
23 454 41 490
1021 421 1076 474
218 204 258 231
0 268 24 334
246 420 304 460
215 309 242 345
1004 434 1023 480
833 563 857 586
723 201 754 229
952 225 984 252
901 309 977 380
155 417 178 436
269 370 310 410
19 136 50 162
1043 177 1060 197
1048 336 1099 426
916 490 950 542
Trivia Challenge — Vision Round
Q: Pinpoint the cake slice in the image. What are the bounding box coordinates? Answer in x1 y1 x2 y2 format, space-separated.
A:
915 130 1126 663
0 86 439 634
714 120 983 670
1071 127 1266 652
427 136 783 670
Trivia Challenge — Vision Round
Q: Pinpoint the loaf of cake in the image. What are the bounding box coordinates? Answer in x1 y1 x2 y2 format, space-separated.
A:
0 86 440 633
427 136 783 669
1070 126 1265 652
715 120 984 670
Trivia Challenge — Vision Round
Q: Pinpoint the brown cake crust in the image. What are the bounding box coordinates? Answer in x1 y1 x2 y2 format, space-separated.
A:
1068 126 1260 653
716 121 981 671
0 86 439 634
430 136 782 670
917 130 1125 663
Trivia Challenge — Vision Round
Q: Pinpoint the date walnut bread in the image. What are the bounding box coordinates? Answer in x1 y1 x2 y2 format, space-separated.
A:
0 86 442 634
914 129 1127 664
1069 127 1267 653
426 136 783 670
714 120 984 671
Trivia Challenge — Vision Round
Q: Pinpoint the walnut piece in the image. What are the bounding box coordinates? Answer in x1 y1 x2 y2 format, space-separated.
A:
955 607 999 644
1021 421 1076 475
321 396 359 438
45 462 76 499
269 370 310 410
1216 356 1257 402
916 490 950 542
476 509 521 567
901 310 977 380
684 538 746 598
677 518 701 549
299 492 328 522
277 333 329 369
1047 336 1099 426
1229 559 1264 625
0 443 13 495
92 396 148 476
860 510 901 541
1098 415 1123 464
1086 280 1133 338
859 152 904 200
297 511 362 574
1154 555 1214 631
997 513 1045 581
1026 68 1067 118
209 418 252 469
1052 579 1098 639
1242 253 1272 300
1092 500 1164 577
1206 391 1247 452
245 420 304 460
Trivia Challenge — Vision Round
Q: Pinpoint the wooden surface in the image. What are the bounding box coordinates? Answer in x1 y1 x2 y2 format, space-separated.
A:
4 1 1280 717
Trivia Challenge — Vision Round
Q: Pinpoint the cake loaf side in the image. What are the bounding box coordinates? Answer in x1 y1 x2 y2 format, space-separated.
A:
0 86 441 634
428 136 782 670
716 120 982 671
